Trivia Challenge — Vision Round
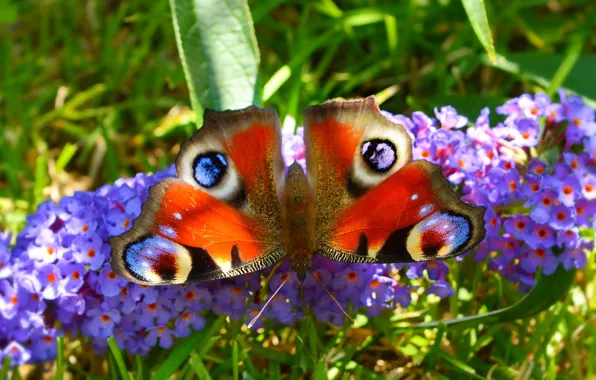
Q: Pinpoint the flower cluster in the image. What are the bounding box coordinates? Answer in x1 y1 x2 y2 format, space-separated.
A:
0 92 594 365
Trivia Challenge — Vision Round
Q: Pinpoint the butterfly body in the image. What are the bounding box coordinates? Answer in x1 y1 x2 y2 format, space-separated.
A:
110 96 486 289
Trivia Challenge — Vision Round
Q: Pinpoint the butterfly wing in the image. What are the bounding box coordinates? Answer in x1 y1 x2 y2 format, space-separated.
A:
110 107 286 285
304 96 486 263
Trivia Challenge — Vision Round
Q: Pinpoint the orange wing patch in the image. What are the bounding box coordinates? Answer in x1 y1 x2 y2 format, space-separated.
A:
153 181 263 268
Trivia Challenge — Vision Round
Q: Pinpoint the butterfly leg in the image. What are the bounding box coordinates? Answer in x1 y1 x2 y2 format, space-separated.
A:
253 258 285 304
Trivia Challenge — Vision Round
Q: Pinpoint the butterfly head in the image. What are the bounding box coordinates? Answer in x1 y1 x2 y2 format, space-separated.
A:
290 251 311 284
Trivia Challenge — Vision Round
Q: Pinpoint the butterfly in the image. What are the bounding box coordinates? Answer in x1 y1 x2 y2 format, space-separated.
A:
110 96 486 291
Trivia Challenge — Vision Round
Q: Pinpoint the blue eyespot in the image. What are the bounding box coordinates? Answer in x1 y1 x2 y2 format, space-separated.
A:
193 152 228 188
361 139 396 173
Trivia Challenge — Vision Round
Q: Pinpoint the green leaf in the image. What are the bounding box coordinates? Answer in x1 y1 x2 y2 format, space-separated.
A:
461 0 496 63
400 266 576 331
170 0 260 121
107 337 130 380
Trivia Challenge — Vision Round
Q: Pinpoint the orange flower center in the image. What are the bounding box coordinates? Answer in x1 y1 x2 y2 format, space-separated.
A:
563 186 573 195
516 221 525 230
82 224 89 232
185 291 196 301
72 271 80 280
537 229 547 238
182 312 191 321
232 287 242 295
108 271 117 280
122 219 130 228
570 160 579 169
535 166 544 174
43 336 53 343
534 249 545 258
370 279 380 288
346 272 358 281
101 315 111 323
47 247 54 255
557 212 566 221
522 132 530 139
542 198 551 207
313 272 322 281
530 108 538 115
47 273 57 283
157 327 165 333
490 217 497 226
531 184 539 192
509 181 517 191
504 162 512 170
458 159 466 169
87 249 96 258
577 207 584 215
10 296 18 305
572 117 581 126
280 273 290 282
421 150 430 158
585 184 594 193
147 304 157 312
121 287 128 296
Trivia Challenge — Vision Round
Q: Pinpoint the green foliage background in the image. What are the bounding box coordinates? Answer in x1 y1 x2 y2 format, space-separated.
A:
0 0 595 378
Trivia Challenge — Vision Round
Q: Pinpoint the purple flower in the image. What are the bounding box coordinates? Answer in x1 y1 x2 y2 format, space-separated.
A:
146 326 174 349
435 106 468 129
84 308 121 338
559 246 587 270
512 119 539 147
427 281 454 298
96 264 128 297
173 311 206 338
2 342 31 365
38 264 63 300
520 248 558 275
72 233 105 270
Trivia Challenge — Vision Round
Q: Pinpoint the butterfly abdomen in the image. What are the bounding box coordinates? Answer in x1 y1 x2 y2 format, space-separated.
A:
282 162 316 281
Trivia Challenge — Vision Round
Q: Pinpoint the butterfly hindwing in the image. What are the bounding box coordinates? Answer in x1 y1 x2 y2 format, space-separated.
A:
304 96 486 264
110 107 285 285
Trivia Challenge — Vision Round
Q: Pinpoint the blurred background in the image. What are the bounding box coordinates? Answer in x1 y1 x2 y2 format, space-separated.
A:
1 0 595 378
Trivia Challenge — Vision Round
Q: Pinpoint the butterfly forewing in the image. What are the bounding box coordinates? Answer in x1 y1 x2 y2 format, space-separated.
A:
303 96 486 264
110 107 286 285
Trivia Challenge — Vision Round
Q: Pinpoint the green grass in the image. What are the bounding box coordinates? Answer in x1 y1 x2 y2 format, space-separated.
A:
1 0 595 378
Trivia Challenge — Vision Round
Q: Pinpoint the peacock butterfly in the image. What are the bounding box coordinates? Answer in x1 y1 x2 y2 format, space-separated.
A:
110 97 486 297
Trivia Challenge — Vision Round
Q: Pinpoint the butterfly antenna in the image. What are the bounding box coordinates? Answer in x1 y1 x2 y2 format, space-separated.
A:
247 276 288 329
308 271 354 325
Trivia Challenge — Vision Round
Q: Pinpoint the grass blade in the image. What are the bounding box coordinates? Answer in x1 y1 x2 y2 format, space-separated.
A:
154 315 225 380
461 0 496 63
107 337 130 380
54 335 65 380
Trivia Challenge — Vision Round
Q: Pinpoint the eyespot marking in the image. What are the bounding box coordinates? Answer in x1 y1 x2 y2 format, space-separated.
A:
193 152 228 188
123 236 191 284
406 212 472 261
411 194 418 200
361 139 397 173
173 212 182 220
